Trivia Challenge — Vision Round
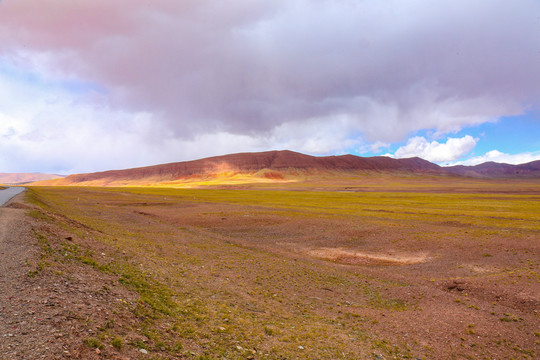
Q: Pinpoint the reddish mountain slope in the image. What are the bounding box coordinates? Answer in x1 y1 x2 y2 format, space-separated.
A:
41 150 440 186
31 151 540 187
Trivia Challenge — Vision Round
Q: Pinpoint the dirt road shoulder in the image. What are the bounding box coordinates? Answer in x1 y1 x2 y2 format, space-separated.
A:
0 193 142 360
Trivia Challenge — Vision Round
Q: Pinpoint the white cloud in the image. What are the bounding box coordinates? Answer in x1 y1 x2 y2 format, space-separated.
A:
356 141 390 155
267 115 364 155
0 62 375 173
389 135 477 162
446 150 540 166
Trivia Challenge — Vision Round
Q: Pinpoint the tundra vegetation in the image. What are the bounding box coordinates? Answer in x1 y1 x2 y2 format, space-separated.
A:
24 177 539 359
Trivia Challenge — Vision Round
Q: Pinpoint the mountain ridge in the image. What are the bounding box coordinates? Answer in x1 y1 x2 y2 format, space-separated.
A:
50 150 440 185
445 159 540 177
0 172 64 185
30 150 540 187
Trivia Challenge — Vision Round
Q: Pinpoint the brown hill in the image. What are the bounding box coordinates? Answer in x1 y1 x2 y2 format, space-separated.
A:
35 150 441 186
30 151 540 187
0 173 63 185
444 160 540 178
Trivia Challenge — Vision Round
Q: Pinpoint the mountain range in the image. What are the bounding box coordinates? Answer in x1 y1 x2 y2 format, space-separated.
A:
29 150 540 187
0 172 64 185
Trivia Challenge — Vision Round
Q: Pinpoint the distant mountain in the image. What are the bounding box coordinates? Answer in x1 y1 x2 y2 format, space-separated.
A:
444 160 540 178
0 173 64 185
30 150 540 187
33 150 441 186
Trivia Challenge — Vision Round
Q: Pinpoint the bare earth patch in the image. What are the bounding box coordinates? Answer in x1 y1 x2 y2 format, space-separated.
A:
307 247 429 265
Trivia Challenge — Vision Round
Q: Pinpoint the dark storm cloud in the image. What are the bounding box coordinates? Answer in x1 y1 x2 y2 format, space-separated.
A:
0 0 539 142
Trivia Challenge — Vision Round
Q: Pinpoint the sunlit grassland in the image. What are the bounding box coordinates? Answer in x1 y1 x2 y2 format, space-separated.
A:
104 186 540 230
24 184 540 359
27 187 407 358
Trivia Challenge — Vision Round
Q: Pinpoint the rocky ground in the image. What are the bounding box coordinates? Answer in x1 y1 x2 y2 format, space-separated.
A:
0 194 147 360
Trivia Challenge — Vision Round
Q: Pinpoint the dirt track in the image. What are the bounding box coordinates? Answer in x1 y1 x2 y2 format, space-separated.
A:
0 195 65 359
0 194 139 359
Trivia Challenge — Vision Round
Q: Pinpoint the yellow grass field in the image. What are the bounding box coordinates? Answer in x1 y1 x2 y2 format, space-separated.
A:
23 179 540 359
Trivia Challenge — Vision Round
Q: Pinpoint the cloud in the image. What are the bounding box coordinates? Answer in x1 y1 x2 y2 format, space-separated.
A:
1 1 538 135
0 0 538 172
389 135 477 162
0 108 271 174
447 150 540 166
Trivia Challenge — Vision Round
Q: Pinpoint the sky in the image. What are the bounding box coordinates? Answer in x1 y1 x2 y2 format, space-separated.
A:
0 0 539 174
